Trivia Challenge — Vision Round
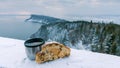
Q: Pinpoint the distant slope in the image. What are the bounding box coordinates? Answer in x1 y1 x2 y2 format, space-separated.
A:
31 20 120 56
0 37 120 68
25 14 67 24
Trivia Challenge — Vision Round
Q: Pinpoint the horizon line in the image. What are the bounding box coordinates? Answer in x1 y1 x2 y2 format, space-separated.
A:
0 14 30 16
0 14 120 16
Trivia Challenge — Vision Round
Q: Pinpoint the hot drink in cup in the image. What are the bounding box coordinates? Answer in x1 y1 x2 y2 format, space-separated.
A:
24 38 45 60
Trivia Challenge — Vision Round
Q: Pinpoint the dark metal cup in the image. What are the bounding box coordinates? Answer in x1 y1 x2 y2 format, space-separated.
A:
24 38 45 60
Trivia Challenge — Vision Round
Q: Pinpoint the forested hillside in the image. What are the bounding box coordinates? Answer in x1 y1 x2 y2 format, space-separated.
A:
31 20 120 56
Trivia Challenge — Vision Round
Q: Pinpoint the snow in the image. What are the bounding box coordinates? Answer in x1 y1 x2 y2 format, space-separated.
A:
0 37 120 68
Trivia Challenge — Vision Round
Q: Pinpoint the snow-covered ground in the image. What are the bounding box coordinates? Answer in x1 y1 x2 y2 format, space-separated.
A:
0 37 120 68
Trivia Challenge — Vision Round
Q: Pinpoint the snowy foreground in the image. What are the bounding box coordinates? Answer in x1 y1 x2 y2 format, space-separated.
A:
0 37 120 68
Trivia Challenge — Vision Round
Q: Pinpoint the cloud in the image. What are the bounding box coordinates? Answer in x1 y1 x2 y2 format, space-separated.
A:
0 0 120 18
98 0 120 2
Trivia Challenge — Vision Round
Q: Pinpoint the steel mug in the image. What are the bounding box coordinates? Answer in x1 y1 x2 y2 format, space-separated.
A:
24 38 45 60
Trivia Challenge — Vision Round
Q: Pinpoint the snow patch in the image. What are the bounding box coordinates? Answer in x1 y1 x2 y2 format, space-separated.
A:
0 37 120 68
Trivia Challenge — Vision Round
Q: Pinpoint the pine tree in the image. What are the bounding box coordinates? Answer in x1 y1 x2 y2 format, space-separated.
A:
110 42 117 55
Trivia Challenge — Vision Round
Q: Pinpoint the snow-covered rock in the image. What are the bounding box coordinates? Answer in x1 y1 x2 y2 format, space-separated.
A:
0 37 120 68
25 14 67 24
30 21 120 56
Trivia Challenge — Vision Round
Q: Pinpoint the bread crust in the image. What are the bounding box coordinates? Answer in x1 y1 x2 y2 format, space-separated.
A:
35 42 70 63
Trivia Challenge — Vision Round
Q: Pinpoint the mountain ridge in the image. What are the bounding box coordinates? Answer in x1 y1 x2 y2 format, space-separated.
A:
29 17 120 56
25 14 67 24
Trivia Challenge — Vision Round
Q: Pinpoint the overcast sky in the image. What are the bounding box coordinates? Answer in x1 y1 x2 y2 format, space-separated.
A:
0 0 120 17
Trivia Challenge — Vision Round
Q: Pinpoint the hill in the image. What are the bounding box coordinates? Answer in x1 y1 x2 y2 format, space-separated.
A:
31 20 120 56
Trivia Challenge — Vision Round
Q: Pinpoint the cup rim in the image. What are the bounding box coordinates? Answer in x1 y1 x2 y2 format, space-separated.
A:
24 38 45 48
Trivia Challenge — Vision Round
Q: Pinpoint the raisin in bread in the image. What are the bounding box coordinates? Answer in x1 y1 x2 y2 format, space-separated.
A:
35 42 70 63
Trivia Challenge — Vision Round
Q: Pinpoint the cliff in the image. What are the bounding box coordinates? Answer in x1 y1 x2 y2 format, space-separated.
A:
30 20 120 56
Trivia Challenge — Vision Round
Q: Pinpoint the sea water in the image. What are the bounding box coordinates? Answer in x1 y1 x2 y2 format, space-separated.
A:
0 15 40 40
